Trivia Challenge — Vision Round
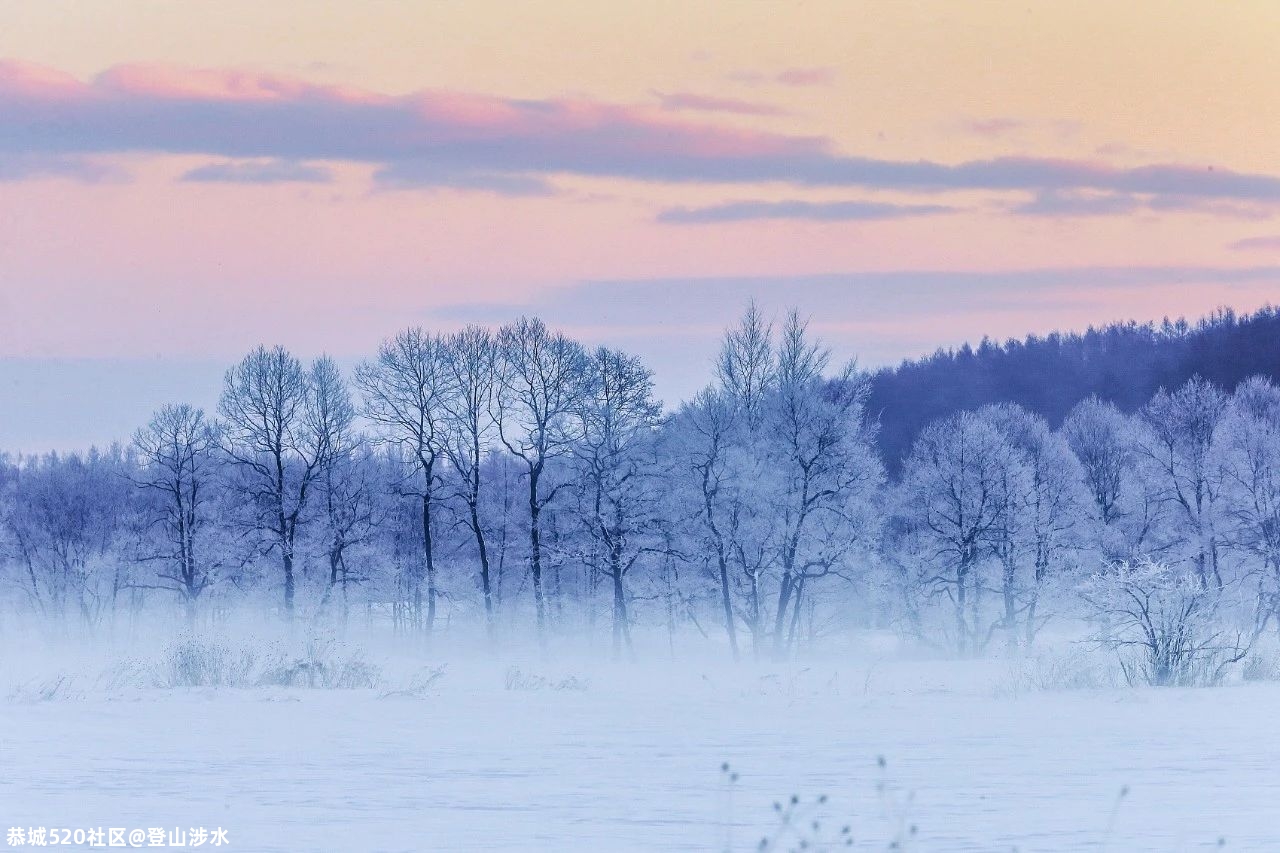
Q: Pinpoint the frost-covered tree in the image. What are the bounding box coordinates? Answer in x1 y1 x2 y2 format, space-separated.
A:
1081 557 1248 686
1215 376 1280 630
669 387 744 659
711 305 779 657
357 328 452 633
763 312 882 657
1134 376 1228 589
495 317 589 641
441 325 500 634
132 404 222 621
309 361 375 617
477 450 526 614
982 403 1089 648
219 346 334 619
1062 397 1129 527
1063 397 1166 567
5 448 133 624
572 346 663 659
898 412 1017 655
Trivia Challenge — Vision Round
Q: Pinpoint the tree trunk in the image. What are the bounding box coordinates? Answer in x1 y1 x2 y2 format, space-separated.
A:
773 572 795 658
611 567 628 661
465 499 494 639
528 469 547 644
716 550 739 661
1002 554 1018 653
785 577 806 656
422 492 437 635
282 543 296 620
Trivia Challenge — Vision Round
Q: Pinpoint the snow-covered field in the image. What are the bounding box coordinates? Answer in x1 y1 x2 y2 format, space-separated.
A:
3 635 1278 851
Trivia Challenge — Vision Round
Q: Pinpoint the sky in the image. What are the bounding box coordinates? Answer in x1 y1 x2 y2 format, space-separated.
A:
3 1 1280 452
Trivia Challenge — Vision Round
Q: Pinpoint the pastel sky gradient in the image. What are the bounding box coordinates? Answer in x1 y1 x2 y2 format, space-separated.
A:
3 1 1280 451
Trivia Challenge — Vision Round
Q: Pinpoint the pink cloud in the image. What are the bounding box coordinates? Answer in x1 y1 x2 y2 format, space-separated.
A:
0 60 84 98
96 64 317 101
728 66 836 87
3 60 1280 206
655 91 786 116
774 67 836 87
960 117 1025 138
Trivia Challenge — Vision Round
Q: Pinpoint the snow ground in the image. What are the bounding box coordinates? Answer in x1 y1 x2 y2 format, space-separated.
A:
2 639 1278 852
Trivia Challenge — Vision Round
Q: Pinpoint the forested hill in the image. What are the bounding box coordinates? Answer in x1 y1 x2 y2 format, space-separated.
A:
867 305 1280 470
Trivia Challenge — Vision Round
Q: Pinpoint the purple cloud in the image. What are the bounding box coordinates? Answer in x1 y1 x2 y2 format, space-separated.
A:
373 161 555 195
434 265 1280 329
658 199 954 223
4 61 1280 204
1012 191 1145 217
1013 189 1278 219
0 153 122 182
1229 235 1280 252
180 158 333 184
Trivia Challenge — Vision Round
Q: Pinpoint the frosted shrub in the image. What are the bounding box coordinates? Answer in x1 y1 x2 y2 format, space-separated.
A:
145 635 380 690
256 636 381 689
1006 648 1119 693
504 665 590 692
1241 648 1280 682
7 675 82 703
157 637 257 688
379 664 448 699
1081 559 1249 687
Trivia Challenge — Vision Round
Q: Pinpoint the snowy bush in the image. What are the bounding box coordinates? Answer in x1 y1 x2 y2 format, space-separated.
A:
254 636 381 689
6 675 83 703
113 635 385 690
503 665 590 692
379 664 447 699
157 637 259 688
1081 559 1249 687
1241 648 1280 682
1005 648 1119 693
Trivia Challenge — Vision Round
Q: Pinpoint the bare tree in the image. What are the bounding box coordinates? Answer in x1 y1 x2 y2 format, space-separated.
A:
715 305 779 658
307 359 375 618
716 301 775 429
671 388 742 660
132 404 221 621
356 328 452 634
765 312 882 658
495 317 589 642
441 325 500 636
218 345 331 619
574 346 663 659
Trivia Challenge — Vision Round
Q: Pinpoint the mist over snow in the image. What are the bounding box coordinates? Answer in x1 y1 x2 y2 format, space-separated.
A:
4 305 1280 850
6 2 1280 849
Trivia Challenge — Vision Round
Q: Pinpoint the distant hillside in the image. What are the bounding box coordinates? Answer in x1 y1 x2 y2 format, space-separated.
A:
867 305 1280 471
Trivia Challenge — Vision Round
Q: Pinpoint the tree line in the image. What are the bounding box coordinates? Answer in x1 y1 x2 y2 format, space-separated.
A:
2 306 1279 666
870 304 1280 470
